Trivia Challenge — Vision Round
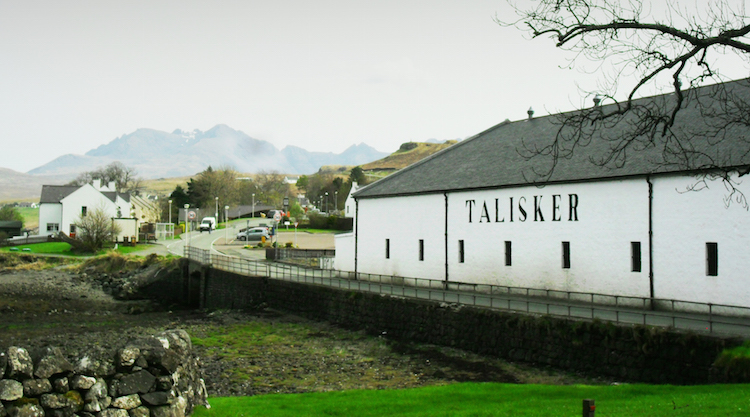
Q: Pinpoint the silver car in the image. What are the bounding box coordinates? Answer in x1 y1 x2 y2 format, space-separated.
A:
236 227 270 241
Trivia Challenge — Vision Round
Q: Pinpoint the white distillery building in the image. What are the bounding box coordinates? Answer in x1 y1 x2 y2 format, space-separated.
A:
336 79 750 309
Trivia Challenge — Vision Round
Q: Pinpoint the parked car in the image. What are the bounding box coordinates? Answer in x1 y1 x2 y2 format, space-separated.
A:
199 217 216 232
236 227 270 242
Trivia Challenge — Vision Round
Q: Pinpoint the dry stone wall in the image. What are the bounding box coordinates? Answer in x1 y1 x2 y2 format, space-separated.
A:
0 330 207 417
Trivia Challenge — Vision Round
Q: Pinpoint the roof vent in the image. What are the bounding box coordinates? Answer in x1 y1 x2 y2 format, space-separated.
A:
593 94 602 107
527 107 534 120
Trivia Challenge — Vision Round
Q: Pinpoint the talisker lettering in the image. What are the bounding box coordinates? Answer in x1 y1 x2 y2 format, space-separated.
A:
465 194 579 223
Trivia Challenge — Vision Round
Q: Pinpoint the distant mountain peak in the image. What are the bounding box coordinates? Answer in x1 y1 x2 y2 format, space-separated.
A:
27 125 390 178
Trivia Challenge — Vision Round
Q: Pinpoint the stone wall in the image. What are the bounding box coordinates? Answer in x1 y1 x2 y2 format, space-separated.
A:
0 330 208 417
200 265 745 384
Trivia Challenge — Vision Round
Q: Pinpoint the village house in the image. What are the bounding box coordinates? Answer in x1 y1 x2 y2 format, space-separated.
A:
38 179 136 242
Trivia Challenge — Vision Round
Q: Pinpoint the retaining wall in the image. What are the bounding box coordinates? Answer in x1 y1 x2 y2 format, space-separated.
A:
192 261 746 384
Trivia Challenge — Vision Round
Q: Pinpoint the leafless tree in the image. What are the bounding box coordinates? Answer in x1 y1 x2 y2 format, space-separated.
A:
499 0 750 201
69 162 144 195
72 206 121 253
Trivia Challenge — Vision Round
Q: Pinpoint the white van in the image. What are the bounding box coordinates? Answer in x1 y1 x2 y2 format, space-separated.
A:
199 217 216 232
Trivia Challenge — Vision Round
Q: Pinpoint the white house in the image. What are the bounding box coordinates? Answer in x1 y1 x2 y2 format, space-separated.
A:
336 79 750 309
39 179 134 242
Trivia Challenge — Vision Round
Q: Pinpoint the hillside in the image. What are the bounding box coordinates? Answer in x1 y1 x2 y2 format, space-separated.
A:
0 168 69 203
361 141 458 172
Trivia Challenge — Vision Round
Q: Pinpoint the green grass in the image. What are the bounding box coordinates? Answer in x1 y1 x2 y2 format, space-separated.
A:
0 242 150 256
16 207 39 229
194 382 750 417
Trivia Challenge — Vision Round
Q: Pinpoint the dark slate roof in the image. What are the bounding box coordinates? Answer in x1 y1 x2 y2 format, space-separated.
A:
0 221 22 229
40 185 79 203
102 192 131 203
355 78 750 198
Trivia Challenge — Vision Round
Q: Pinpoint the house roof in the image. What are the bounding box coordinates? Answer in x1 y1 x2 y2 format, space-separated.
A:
40 185 79 203
40 184 131 204
355 78 750 199
0 221 22 229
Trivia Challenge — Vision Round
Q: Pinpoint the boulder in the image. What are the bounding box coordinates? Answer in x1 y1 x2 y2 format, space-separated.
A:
51 377 69 394
39 391 83 411
116 371 155 396
128 406 151 417
0 379 23 401
22 379 52 397
112 394 142 410
98 409 129 417
6 347 33 379
33 346 73 379
69 375 96 390
5 402 44 417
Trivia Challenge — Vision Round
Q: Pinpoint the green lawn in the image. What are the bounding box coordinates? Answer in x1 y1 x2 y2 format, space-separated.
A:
194 382 750 417
0 242 150 256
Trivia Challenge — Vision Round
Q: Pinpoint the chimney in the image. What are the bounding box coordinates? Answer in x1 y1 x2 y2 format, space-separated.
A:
108 181 116 191
92 179 101 190
527 107 534 120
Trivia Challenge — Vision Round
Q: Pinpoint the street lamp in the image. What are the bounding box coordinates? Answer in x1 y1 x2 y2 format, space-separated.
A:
183 204 190 246
252 193 255 218
215 196 219 221
168 200 172 240
224 205 229 242
334 191 338 213
325 192 328 213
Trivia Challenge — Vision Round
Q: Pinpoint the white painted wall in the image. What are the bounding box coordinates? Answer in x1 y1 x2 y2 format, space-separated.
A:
59 185 119 235
343 173 750 307
447 179 651 297
355 194 446 279
334 232 355 272
652 172 750 306
39 203 62 235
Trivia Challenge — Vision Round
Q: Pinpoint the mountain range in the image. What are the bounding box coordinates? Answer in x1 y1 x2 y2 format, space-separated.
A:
26 124 390 179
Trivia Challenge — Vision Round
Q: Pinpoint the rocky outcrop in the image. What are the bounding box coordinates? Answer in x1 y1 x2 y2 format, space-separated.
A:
0 330 208 416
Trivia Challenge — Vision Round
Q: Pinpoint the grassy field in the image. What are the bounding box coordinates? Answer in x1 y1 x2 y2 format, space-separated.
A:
194 382 750 417
0 242 150 256
15 206 39 230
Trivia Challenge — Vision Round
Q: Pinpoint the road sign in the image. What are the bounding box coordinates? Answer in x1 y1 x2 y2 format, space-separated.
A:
283 197 289 207
188 211 196 220
273 212 282 222
294 222 299 228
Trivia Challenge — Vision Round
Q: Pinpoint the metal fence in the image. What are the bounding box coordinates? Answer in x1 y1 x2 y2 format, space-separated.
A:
186 247 750 337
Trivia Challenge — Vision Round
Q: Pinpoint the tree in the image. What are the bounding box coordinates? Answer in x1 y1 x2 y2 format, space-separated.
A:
72 206 121 253
254 171 291 207
349 166 367 186
501 0 750 195
69 162 144 195
186 166 240 213
0 205 24 229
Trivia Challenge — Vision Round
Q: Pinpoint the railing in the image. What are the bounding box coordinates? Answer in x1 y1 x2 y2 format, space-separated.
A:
186 247 750 337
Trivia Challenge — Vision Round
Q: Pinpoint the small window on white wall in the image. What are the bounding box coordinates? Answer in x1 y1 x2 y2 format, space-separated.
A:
385 239 390 259
562 241 571 269
46 223 59 232
458 240 465 263
631 242 642 272
706 242 718 276
419 239 424 261
504 241 512 266
82 206 88 217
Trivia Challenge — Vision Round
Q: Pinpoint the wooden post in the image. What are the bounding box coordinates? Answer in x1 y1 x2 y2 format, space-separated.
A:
583 399 595 417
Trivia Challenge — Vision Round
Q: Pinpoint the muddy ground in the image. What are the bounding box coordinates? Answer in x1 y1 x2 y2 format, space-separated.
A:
0 256 613 397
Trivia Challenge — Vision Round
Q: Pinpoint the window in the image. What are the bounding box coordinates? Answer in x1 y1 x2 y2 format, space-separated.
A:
562 241 571 269
385 239 390 259
458 240 465 263
70 225 76 234
46 223 59 232
504 241 512 266
419 239 424 261
706 242 718 276
81 206 87 217
631 242 642 272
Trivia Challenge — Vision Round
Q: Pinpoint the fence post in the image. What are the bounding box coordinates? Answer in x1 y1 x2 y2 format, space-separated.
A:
582 399 595 417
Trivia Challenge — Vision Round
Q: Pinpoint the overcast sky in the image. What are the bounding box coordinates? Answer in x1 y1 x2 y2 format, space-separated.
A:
1 0 745 174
